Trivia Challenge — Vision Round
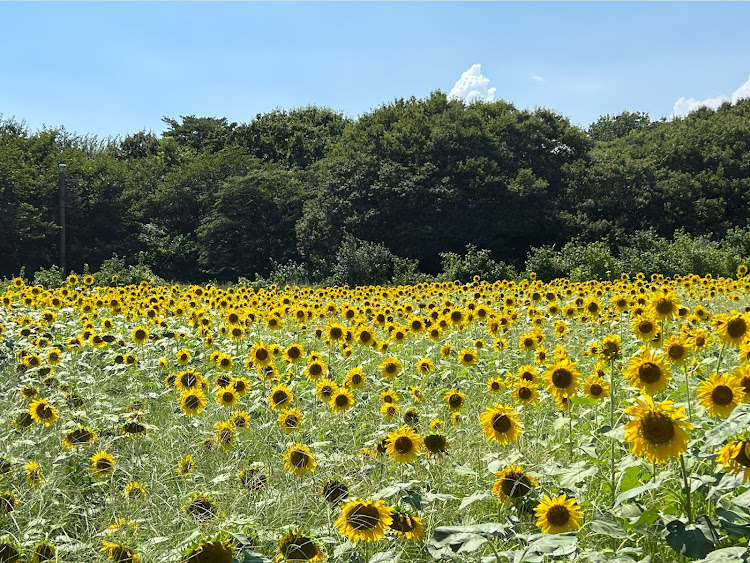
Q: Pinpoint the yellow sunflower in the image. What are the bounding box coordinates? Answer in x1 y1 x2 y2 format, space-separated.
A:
283 343 305 364
534 493 584 534
479 404 522 445
131 326 149 344
631 316 658 342
385 426 423 463
344 367 366 390
329 389 354 413
29 398 58 426
304 359 327 382
283 443 316 476
179 390 207 416
215 388 239 408
278 408 304 433
268 384 293 410
732 365 750 402
249 341 274 367
542 358 581 400
663 337 691 364
697 373 744 418
457 348 477 367
511 381 539 406
379 356 402 379
416 357 434 375
214 420 235 450
487 376 505 393
581 376 610 401
443 388 466 411
599 334 622 361
714 311 750 347
389 510 424 541
90 451 116 478
624 348 671 396
624 396 693 464
492 464 538 502
25 461 42 488
334 499 393 544
716 439 750 484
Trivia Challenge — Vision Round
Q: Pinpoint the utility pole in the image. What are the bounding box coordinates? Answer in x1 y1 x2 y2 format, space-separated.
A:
58 163 66 275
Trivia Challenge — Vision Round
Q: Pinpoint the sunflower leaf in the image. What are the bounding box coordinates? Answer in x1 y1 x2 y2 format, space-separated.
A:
695 547 750 563
703 404 750 448
614 475 665 506
458 490 491 510
664 518 715 560
589 516 631 539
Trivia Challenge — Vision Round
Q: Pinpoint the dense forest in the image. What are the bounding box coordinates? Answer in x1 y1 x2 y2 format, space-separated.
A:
1 92 750 284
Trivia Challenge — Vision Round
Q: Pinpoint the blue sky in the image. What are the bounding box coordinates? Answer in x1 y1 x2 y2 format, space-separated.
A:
2 2 749 139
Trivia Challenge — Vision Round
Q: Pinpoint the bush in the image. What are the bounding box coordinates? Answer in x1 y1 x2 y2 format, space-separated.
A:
93 254 165 286
33 265 66 288
439 245 517 283
330 234 403 287
267 259 310 287
523 246 567 282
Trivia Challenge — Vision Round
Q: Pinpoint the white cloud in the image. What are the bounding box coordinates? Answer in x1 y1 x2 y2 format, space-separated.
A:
449 64 496 103
531 74 544 82
672 74 750 117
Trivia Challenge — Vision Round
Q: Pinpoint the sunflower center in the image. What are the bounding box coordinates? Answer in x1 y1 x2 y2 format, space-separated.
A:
523 338 534 348
711 385 734 406
309 364 322 376
727 317 747 339
287 347 301 359
290 450 309 468
96 459 113 472
185 395 200 410
546 504 571 527
521 372 534 382
638 362 662 384
222 392 234 403
734 442 750 467
68 429 93 444
385 363 397 374
394 436 414 454
37 404 53 420
351 373 363 385
448 394 463 408
255 349 269 361
668 345 685 360
285 415 298 428
638 320 654 334
492 414 511 433
424 434 447 453
589 384 603 396
641 412 675 444
330 327 342 340
740 376 750 395
491 381 501 391
518 387 532 400
655 299 674 315
501 473 532 498
320 386 333 399
348 504 381 531
552 369 573 389
272 391 289 404
335 394 350 408
283 536 318 560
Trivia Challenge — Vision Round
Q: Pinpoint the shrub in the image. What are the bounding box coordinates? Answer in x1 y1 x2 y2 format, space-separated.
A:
439 245 517 283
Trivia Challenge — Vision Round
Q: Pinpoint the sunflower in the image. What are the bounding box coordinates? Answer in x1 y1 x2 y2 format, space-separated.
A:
733 365 750 402
321 480 349 504
176 348 191 365
416 357 434 375
632 316 658 342
304 359 327 382
511 381 539 406
599 334 621 361
492 464 538 502
124 481 147 501
268 384 293 410
543 358 581 400
440 344 453 359
581 376 610 401
649 290 680 321
380 389 399 404
131 326 149 344
215 388 239 408
313 379 336 403
716 439 750 484
91 451 116 478
487 376 505 393
239 467 268 491
180 390 207 416
214 421 235 450
379 356 402 379
62 426 98 449
177 454 194 476
457 349 477 367
380 404 399 419
278 408 304 433
714 311 750 347
443 388 466 411
30 540 57 563
385 426 423 463
479 404 522 445
283 344 305 364
249 341 273 367
181 537 232 563
429 418 444 431
232 377 250 396
216 353 233 371
175 369 204 392
335 499 393 544
663 337 691 364
277 531 324 562
185 495 218 522
231 410 251 429
534 493 583 534
29 398 58 426
389 509 424 541
624 396 692 464
283 443 316 476
344 367 366 390
25 461 42 488
697 373 744 418
354 326 376 348
330 389 354 413
451 412 463 426
423 433 449 455
624 348 671 396
326 322 346 343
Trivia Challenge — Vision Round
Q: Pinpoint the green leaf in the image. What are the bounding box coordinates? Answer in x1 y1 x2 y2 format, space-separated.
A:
459 490 491 510
589 516 631 539
234 552 273 563
370 551 398 562
664 519 715 560
696 547 750 563
704 404 750 448
614 475 665 506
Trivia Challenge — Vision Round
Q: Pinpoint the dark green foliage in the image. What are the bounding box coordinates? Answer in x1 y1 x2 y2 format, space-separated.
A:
439 245 517 283
330 233 412 287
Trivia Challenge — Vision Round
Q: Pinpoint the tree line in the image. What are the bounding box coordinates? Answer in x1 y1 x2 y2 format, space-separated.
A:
1 92 749 284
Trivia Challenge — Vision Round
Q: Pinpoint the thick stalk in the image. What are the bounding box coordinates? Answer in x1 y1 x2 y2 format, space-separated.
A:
680 455 694 524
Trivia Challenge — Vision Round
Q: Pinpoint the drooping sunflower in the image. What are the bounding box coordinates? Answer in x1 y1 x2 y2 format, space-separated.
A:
697 373 744 418
283 443 316 476
409 386 424 402
423 433 449 456
492 464 538 502
385 426 423 463
479 404 522 445
534 493 584 534
239 467 268 491
29 398 58 426
714 311 750 347
443 388 466 411
624 348 671 396
542 358 581 400
268 384 293 410
599 334 622 361
176 454 194 476
124 481 147 501
389 509 424 541
330 389 354 413
90 451 116 478
214 421 235 450
278 408 304 433
0 490 19 515
320 480 349 504
716 439 750 484
181 536 232 563
624 396 693 464
25 461 42 488
334 499 393 544
185 495 218 523
62 426 98 449
581 376 610 401
277 531 324 562
511 381 539 406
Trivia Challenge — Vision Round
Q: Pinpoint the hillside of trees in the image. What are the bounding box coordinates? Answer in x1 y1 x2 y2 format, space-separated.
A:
1 93 750 284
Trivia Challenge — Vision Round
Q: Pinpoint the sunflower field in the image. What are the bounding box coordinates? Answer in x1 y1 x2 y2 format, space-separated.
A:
1 271 750 563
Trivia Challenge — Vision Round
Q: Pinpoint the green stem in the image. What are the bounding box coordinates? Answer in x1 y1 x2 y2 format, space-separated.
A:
609 358 617 508
683 364 692 422
716 342 726 374
680 455 693 524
